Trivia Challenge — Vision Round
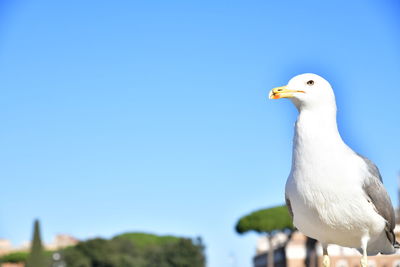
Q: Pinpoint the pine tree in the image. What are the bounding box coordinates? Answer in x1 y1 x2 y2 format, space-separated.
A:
26 219 47 267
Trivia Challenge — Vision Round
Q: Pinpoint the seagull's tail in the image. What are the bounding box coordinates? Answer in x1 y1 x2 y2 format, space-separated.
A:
370 232 399 255
386 229 400 251
394 240 400 249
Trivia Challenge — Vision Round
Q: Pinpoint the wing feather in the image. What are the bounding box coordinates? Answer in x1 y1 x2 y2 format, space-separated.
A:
285 194 293 219
359 154 398 247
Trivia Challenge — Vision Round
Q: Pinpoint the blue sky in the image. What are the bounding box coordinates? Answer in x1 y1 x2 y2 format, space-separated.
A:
0 1 400 266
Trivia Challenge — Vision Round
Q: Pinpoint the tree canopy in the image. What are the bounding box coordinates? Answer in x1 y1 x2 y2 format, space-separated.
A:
0 252 29 263
0 232 205 267
113 232 180 249
235 205 294 234
62 233 205 267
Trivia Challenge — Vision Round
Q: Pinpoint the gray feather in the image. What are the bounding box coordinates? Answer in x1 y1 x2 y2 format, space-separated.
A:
285 195 293 219
359 154 397 247
358 154 383 182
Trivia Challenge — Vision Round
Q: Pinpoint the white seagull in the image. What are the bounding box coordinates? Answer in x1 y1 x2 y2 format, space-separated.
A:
269 73 399 267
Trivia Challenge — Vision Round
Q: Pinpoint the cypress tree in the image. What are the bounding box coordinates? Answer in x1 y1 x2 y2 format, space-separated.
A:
26 219 47 267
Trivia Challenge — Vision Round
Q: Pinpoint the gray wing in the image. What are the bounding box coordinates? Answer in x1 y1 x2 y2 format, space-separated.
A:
285 195 297 231
285 194 293 219
360 155 398 247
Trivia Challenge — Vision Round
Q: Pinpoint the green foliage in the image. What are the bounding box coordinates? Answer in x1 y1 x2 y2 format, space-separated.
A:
0 251 29 263
26 219 48 267
162 238 205 267
113 232 180 250
235 205 294 234
62 233 206 267
0 231 205 267
0 250 53 264
62 247 91 267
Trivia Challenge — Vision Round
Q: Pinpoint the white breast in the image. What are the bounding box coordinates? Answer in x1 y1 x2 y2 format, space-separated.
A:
285 110 386 248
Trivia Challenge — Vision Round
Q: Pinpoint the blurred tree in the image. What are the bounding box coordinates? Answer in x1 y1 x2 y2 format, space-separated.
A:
26 219 48 267
62 246 94 267
62 233 205 267
0 251 29 263
162 237 205 267
235 205 294 267
0 248 53 264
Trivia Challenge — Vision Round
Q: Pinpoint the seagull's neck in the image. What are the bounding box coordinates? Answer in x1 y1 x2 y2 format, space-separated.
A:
295 107 341 139
292 107 347 165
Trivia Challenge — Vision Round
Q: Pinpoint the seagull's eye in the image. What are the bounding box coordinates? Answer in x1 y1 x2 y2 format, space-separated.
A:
307 80 314 86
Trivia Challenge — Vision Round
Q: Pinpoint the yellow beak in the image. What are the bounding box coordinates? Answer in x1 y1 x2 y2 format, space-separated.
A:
269 86 305 99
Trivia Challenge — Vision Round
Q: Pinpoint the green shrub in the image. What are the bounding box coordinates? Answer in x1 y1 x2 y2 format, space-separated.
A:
62 233 206 267
0 251 29 263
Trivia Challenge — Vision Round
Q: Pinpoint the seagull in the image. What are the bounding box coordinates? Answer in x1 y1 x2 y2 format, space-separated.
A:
269 73 399 267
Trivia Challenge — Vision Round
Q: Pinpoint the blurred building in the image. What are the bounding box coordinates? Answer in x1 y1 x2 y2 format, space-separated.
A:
45 234 79 250
0 240 13 256
1 264 24 267
0 234 78 256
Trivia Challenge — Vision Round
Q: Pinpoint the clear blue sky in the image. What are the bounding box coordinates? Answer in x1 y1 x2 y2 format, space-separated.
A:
1 1 399 266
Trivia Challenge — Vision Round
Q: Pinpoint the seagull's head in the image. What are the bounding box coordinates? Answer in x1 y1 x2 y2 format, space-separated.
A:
269 73 336 112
